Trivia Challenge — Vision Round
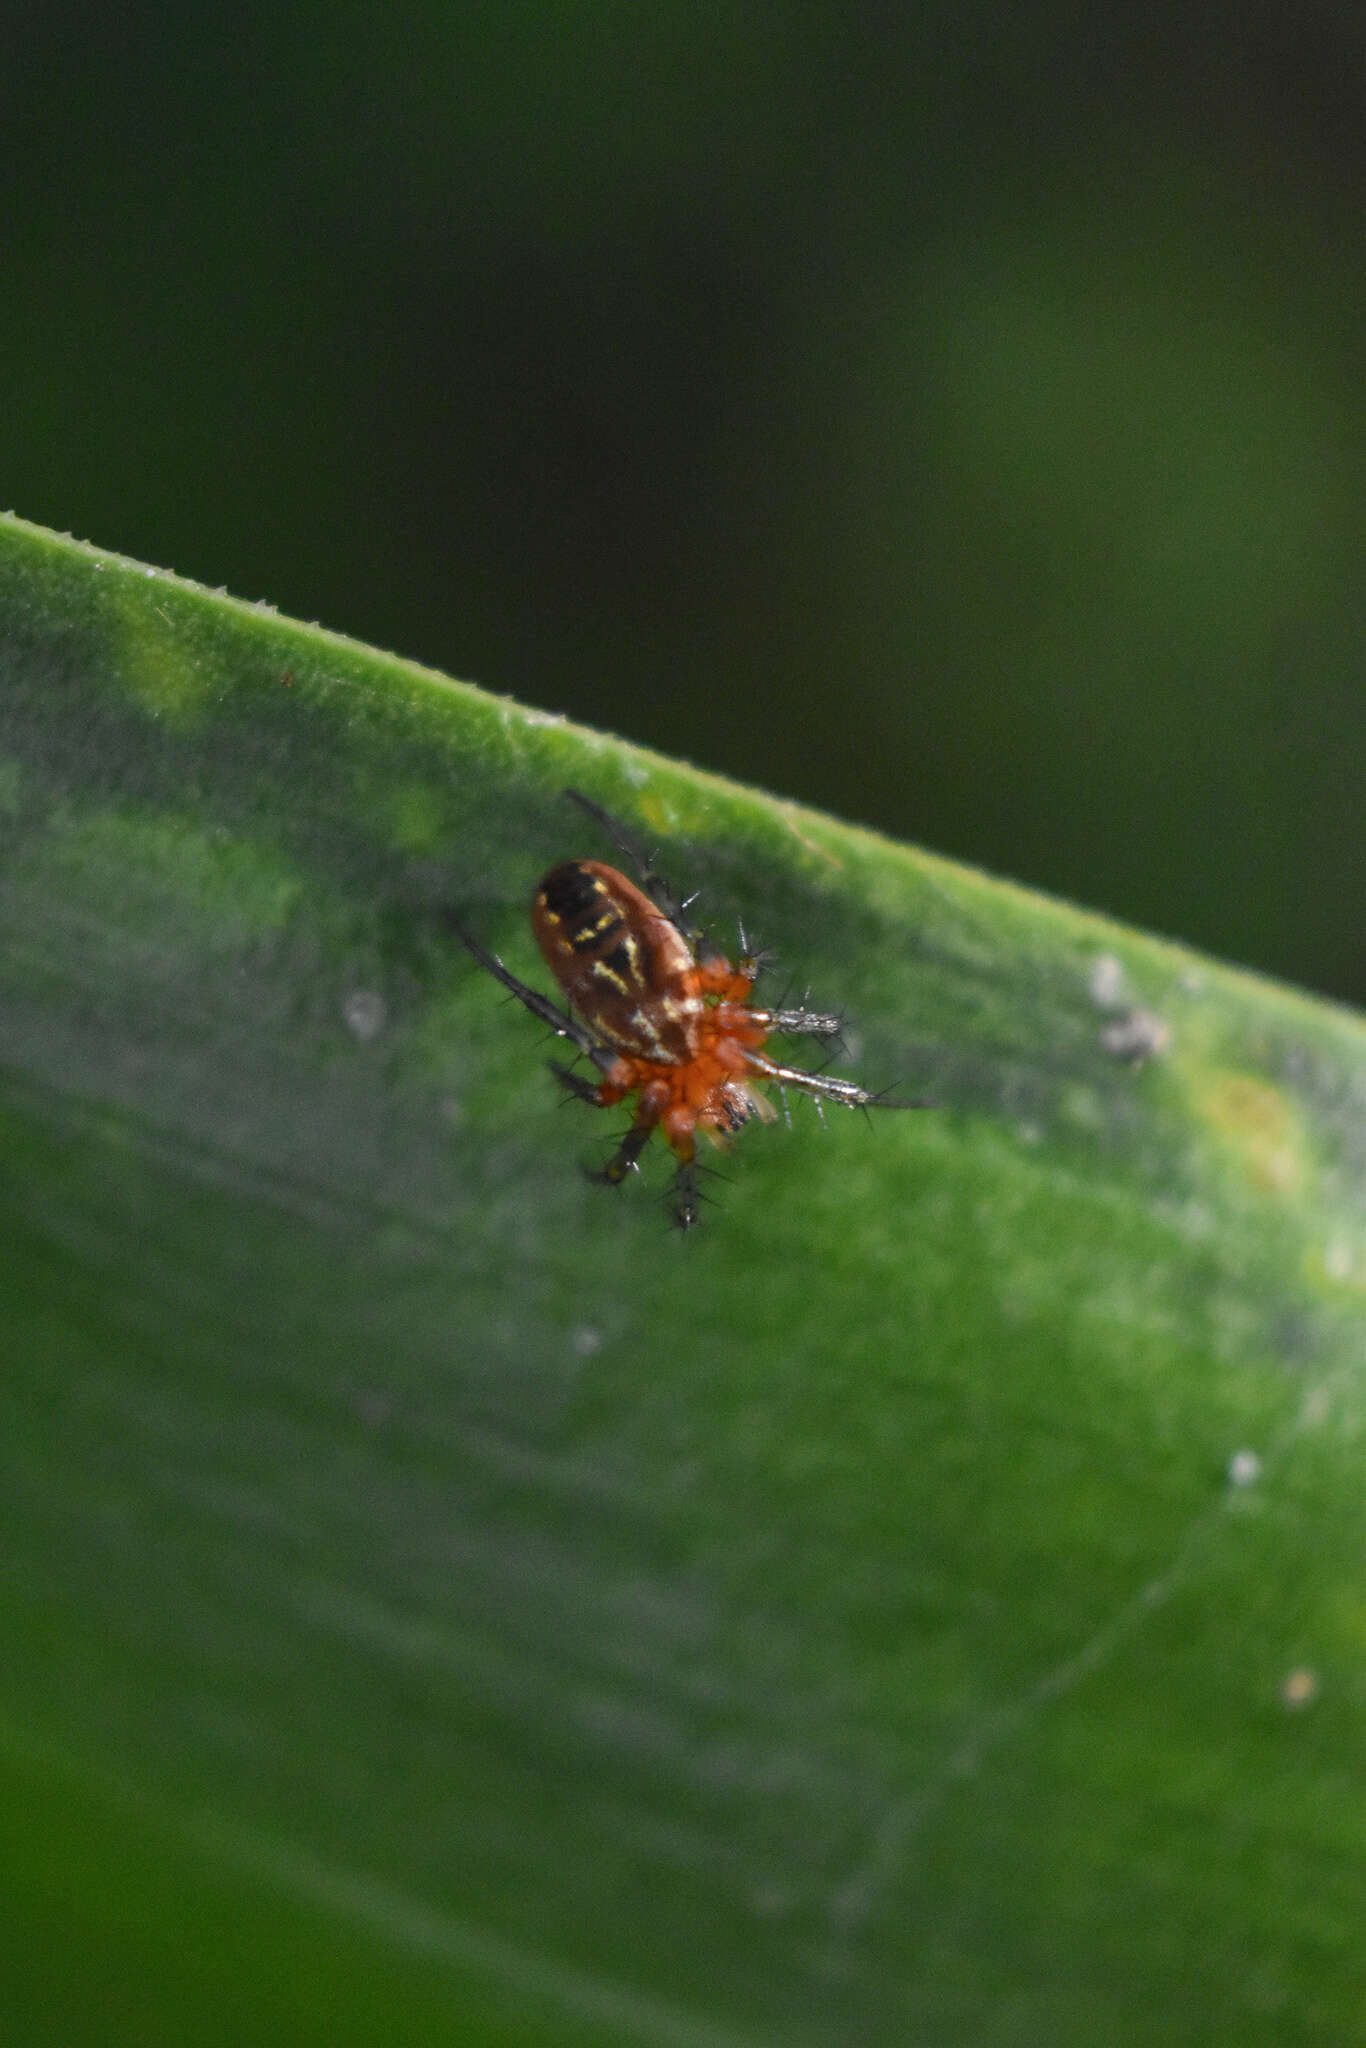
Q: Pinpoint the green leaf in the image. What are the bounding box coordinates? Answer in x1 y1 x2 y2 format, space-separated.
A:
2 510 1364 2046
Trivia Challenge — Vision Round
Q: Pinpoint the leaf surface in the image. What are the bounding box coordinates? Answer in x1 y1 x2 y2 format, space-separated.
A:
2 513 1364 2045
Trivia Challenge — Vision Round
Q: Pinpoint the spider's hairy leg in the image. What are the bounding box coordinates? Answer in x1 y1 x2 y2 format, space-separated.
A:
669 1158 702 1231
745 1001 846 1042
737 938 781 981
446 911 617 1073
562 787 695 939
548 1060 604 1105
586 1117 657 1190
743 1048 931 1111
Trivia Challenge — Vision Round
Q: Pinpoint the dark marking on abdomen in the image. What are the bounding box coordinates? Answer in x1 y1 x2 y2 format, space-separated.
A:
538 862 625 952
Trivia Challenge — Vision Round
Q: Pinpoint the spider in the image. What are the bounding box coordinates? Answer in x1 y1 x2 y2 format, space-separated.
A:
449 789 916 1228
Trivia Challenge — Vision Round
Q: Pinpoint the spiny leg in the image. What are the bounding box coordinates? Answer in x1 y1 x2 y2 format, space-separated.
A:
446 911 618 1074
746 1001 846 1042
548 1059 605 1105
562 788 697 942
736 932 780 981
744 1048 932 1111
669 1157 702 1232
659 1123 706 1231
586 1115 658 1190
734 948 846 1039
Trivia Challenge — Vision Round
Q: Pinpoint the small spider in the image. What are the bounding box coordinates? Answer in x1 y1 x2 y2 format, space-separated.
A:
449 790 918 1228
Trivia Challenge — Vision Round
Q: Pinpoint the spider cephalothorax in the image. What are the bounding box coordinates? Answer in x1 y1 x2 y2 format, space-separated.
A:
451 790 914 1227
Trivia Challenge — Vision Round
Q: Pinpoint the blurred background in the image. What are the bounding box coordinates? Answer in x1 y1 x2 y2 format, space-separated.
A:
5 3 1364 1003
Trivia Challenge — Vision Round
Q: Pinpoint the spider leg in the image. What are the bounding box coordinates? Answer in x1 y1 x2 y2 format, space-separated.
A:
562 788 696 940
446 911 618 1074
746 1002 845 1041
739 940 781 981
669 1157 702 1231
586 1116 658 1189
548 1059 604 1104
743 1048 932 1110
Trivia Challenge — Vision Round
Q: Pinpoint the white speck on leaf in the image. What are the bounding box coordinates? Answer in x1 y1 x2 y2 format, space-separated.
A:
1089 952 1127 1009
1227 1448 1261 1487
343 990 386 1041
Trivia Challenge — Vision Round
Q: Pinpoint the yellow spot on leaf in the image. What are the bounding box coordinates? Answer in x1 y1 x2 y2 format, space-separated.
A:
1280 1666 1319 1710
1193 1071 1303 1196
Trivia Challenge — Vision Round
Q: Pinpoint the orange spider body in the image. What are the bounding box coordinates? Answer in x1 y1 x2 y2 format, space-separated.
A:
532 858 776 1166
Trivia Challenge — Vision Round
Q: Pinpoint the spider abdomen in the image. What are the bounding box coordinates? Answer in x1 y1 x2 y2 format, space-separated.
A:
532 859 702 1062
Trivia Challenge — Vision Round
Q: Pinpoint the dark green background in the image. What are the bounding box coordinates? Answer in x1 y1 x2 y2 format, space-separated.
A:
6 4 1365 1001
